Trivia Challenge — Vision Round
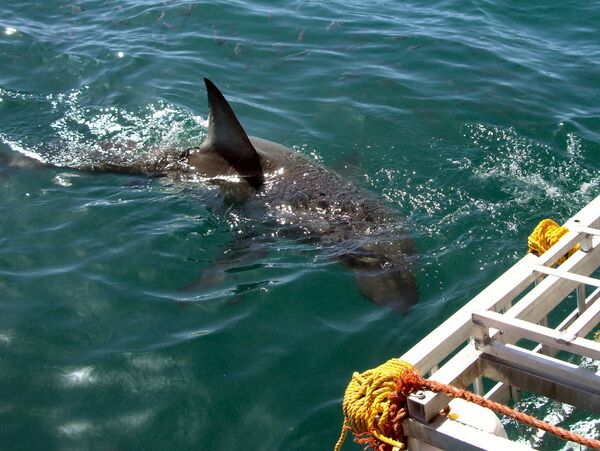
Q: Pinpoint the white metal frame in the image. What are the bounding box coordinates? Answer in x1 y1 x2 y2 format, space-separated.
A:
401 194 600 450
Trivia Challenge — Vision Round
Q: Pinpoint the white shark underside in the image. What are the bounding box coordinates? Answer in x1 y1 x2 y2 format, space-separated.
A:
2 79 418 312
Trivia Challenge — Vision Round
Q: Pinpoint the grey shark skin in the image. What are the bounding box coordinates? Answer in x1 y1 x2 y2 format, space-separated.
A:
2 79 419 312
186 79 418 312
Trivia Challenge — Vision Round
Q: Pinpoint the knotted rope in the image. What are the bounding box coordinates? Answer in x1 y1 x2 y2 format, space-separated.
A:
335 358 600 450
527 218 579 263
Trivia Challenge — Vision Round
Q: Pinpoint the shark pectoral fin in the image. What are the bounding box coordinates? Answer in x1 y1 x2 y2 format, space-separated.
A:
182 235 269 299
201 78 264 189
182 265 228 293
353 268 419 314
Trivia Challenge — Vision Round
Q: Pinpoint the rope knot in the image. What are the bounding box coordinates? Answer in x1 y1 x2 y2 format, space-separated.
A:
527 218 579 262
335 359 419 451
335 357 600 450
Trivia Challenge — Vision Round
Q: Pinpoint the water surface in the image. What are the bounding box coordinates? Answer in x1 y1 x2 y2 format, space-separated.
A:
1 1 599 449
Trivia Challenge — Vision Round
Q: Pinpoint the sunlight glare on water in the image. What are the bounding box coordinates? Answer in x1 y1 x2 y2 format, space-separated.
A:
0 0 599 449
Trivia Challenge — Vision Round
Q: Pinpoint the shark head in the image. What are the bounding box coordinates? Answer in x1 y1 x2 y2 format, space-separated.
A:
188 78 264 190
341 239 419 312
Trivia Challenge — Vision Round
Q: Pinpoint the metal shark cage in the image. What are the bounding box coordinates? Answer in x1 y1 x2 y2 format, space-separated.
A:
401 194 600 450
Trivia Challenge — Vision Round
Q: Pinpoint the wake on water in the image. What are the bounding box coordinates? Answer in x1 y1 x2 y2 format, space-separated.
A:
1 85 599 277
1 84 599 445
0 86 206 167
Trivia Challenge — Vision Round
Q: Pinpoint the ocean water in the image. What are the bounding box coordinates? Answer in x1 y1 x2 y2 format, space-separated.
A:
1 1 599 450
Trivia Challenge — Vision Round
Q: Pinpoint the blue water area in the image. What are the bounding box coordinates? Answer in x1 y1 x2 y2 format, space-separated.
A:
1 1 599 449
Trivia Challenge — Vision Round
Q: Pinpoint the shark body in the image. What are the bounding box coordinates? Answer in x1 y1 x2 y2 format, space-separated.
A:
2 79 419 311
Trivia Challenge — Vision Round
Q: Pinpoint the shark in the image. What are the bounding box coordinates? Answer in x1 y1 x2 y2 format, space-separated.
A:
1 78 419 312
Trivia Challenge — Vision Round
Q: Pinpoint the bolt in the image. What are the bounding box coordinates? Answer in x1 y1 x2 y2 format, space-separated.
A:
414 390 426 400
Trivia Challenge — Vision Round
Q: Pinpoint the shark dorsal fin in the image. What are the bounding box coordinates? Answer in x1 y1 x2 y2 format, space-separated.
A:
202 78 264 189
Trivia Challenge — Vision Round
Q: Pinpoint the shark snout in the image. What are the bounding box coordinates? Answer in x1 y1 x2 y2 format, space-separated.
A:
340 245 419 313
354 267 419 313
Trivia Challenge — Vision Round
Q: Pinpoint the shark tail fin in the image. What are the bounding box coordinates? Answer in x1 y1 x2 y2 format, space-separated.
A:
202 78 264 189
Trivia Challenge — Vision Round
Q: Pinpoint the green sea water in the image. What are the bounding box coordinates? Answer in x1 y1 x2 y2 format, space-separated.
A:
0 1 599 449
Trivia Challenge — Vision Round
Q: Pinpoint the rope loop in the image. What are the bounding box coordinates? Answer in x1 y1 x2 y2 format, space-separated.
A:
527 218 579 263
335 358 600 450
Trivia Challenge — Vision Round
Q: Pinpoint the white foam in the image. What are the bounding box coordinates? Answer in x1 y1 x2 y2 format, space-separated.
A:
0 133 47 163
53 173 81 187
59 420 93 436
193 115 208 127
63 366 96 386
0 332 12 344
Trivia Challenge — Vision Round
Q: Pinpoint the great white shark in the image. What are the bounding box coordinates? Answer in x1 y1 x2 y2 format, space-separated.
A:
2 79 419 312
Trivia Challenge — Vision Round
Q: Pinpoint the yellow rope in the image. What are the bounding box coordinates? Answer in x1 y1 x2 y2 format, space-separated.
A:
527 218 579 263
335 357 600 450
335 358 414 451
